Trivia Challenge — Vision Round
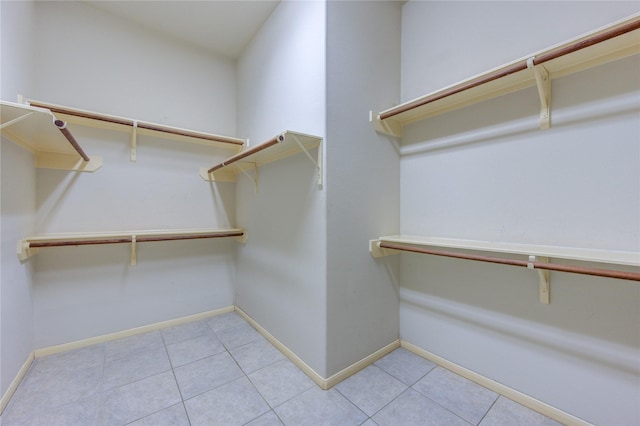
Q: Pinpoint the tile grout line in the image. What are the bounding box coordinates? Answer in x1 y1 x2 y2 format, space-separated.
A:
159 327 194 426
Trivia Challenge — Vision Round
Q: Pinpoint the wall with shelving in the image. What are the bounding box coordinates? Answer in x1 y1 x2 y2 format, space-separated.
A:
235 0 329 377
0 0 37 401
398 1 639 424
4 1 239 349
325 0 401 377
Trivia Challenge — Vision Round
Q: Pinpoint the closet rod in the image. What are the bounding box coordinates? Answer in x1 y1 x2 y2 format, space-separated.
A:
28 231 245 249
379 242 640 282
53 119 90 162
207 134 284 173
28 102 245 146
379 18 640 121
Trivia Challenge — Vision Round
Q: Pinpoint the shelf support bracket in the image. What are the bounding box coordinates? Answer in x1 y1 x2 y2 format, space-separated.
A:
236 163 258 193
370 111 403 138
369 239 400 258
527 58 551 130
289 133 323 187
528 255 550 304
130 235 137 266
17 240 37 262
130 120 138 162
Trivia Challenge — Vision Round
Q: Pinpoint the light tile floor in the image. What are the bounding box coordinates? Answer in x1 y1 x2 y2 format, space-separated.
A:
2 312 562 425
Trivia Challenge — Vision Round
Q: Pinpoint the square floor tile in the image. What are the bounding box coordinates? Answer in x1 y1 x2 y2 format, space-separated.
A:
274 387 367 426
248 359 315 408
128 403 190 426
184 377 270 426
2 394 100 426
99 371 182 425
3 364 102 422
229 337 285 374
103 346 171 390
374 348 436 385
161 319 213 345
173 351 244 399
207 311 247 334
104 331 165 362
216 322 264 349
166 333 226 367
245 410 285 426
413 366 498 425
335 365 407 416
373 388 468 426
480 396 562 426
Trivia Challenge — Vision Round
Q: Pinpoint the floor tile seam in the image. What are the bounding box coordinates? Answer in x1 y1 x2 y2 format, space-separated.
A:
121 401 185 426
178 367 247 403
162 330 217 348
105 343 166 364
333 378 406 420
234 351 288 377
245 370 315 411
408 384 477 425
374 360 436 387
475 394 502 426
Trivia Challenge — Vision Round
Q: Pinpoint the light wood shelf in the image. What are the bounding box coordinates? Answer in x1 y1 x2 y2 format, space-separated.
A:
370 235 640 304
200 130 323 187
1 101 102 172
371 235 639 266
26 99 245 162
371 13 640 136
18 228 247 264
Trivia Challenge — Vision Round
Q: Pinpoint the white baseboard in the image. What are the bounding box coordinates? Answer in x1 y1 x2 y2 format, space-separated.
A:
235 306 400 390
0 351 34 415
401 340 591 426
33 306 234 358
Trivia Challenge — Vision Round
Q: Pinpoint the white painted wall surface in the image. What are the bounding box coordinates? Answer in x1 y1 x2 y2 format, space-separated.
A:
398 2 640 424
0 0 36 400
235 1 328 377
325 1 401 377
25 1 238 347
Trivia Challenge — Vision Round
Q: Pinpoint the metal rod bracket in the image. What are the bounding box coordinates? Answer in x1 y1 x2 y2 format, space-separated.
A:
370 111 403 138
370 239 400 258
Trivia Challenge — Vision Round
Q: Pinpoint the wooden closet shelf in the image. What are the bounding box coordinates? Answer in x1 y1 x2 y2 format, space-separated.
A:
200 130 323 187
26 99 245 153
370 235 640 303
371 13 640 136
18 228 247 264
1 101 102 172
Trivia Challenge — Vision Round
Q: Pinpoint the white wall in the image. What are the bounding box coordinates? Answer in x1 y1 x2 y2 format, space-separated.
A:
398 1 640 424
25 1 238 347
235 1 328 377
0 0 36 400
325 1 401 377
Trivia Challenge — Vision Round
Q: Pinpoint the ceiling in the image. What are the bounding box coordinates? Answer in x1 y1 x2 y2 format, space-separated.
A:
85 1 281 59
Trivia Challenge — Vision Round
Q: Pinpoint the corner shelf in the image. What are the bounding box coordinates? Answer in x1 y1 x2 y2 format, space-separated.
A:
18 228 247 265
370 235 640 304
1 101 102 172
200 130 323 188
371 13 640 136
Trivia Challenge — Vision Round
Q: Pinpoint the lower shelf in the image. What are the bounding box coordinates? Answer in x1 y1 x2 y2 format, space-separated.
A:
18 228 247 264
370 235 640 304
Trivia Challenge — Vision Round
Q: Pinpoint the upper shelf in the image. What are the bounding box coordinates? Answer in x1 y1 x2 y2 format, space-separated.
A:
200 130 323 187
371 13 640 137
1 101 102 172
26 99 245 161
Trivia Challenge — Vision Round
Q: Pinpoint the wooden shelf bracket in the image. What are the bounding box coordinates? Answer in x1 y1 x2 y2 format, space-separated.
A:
528 255 550 304
527 58 551 129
